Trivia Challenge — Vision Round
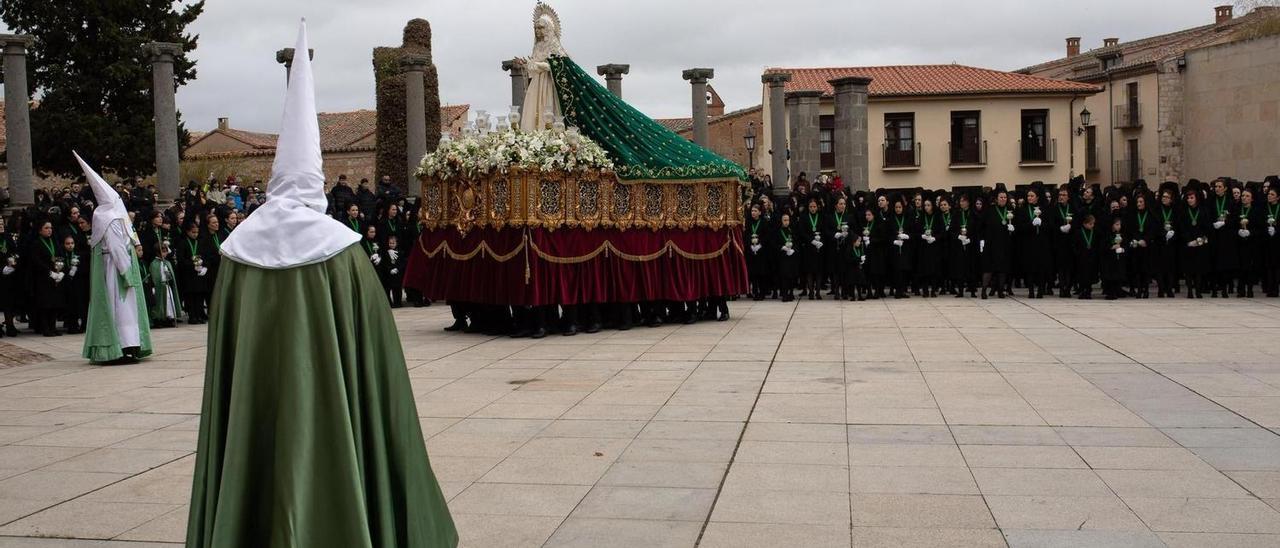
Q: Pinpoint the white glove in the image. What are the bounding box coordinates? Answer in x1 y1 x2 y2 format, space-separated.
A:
750 244 762 254
1238 229 1250 238
784 248 794 256
198 267 208 276
960 236 971 246
1007 223 1015 233
69 266 78 277
862 236 870 245
1032 217 1042 227
1115 247 1125 254
1270 227 1276 236
813 240 824 249
1138 240 1147 248
1 266 13 275
924 236 936 244
49 271 59 280
893 240 903 247
1213 221 1226 229
390 268 399 275
897 233 909 241
860 255 866 265
834 232 846 240
1059 224 1071 233
979 240 986 253
389 250 399 261
1166 230 1175 241
371 254 382 265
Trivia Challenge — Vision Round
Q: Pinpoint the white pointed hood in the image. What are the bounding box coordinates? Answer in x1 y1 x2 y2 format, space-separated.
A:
219 20 359 269
74 151 135 247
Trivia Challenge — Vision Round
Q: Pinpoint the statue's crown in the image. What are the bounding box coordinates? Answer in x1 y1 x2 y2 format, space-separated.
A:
533 2 562 38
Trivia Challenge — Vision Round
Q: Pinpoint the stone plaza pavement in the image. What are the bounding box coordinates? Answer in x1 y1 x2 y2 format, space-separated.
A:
2 299 1280 547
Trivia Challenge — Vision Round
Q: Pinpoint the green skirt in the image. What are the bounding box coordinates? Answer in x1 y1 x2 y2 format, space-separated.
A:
186 245 457 548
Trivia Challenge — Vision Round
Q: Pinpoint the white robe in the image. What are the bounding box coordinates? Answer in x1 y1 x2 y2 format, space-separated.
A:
519 32 567 132
100 221 141 348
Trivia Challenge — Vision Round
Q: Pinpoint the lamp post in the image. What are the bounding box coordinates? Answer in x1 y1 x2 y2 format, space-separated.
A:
1075 107 1092 136
744 122 757 171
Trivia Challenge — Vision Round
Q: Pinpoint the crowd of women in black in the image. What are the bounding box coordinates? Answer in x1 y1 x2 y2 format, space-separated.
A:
0 175 424 338
743 174 1280 302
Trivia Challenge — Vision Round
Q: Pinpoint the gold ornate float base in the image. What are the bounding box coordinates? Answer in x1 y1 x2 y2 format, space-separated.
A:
418 170 744 235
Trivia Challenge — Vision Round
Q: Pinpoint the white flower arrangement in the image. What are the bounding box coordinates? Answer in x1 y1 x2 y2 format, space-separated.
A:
416 128 614 180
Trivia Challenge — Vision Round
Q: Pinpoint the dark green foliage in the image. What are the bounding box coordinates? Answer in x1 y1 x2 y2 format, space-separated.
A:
374 18 440 191
0 0 203 178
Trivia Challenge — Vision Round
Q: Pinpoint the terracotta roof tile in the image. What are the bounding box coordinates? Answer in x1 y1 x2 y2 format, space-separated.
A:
184 105 468 158
1019 9 1267 80
317 109 375 149
764 64 1100 98
656 118 694 133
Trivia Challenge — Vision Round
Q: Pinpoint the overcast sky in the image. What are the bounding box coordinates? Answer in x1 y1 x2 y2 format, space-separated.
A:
3 1 1237 133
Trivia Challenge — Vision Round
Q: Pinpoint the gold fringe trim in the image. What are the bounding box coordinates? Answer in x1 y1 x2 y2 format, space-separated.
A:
420 233 736 265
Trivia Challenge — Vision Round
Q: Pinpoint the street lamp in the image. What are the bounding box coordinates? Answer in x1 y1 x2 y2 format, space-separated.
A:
743 122 757 170
1075 108 1092 136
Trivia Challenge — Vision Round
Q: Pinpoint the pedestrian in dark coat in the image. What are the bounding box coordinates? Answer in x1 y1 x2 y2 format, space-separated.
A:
915 199 943 297
772 213 798 302
1152 190 1180 298
1101 216 1129 299
1179 189 1211 298
980 190 1014 299
1014 189 1052 298
1126 193 1158 298
1235 188 1264 297
744 203 772 300
1207 178 1239 297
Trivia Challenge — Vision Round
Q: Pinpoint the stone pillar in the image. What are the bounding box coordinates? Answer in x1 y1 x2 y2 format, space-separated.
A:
0 34 34 207
402 54 429 197
830 76 872 192
596 63 629 97
501 58 527 110
144 42 184 203
785 90 823 183
762 72 791 194
275 47 314 84
682 68 714 147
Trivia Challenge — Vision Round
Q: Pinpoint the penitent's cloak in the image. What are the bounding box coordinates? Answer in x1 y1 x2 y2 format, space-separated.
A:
185 20 457 548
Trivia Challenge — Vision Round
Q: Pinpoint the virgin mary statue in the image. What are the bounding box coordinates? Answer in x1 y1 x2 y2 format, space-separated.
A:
517 2 566 131
514 2 745 182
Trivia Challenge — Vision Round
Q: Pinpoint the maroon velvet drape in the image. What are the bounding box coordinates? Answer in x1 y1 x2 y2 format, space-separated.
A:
404 226 748 306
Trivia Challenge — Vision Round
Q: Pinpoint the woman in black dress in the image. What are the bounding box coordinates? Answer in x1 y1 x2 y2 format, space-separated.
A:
1236 188 1264 298
1179 189 1211 299
888 199 917 299
862 205 889 299
825 197 855 299
1073 214 1100 299
915 198 942 297
772 213 798 302
1126 192 1157 298
1100 216 1129 300
1151 190 1180 298
177 220 216 323
795 198 826 300
1015 188 1052 298
1207 178 1238 298
30 221 65 337
980 190 1013 299
840 214 868 301
0 216 20 337
947 194 977 297
1263 187 1280 298
744 203 772 301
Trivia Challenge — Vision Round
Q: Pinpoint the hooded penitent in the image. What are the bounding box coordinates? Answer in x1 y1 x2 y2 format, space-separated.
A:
75 151 152 363
186 20 457 548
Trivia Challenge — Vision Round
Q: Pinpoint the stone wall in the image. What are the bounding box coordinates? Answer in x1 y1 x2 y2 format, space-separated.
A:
1156 58 1185 183
674 107 762 170
373 19 440 190
1183 33 1280 182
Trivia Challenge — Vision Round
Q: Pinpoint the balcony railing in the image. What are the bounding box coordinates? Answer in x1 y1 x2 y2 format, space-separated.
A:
1086 146 1100 173
882 141 921 169
948 139 988 167
1018 138 1056 165
1114 159 1144 183
1114 104 1142 129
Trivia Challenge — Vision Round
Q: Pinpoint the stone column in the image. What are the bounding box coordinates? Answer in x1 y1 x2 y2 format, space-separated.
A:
401 54 430 197
0 34 34 207
144 42 184 203
785 90 823 183
829 76 873 192
275 47 314 84
762 72 792 194
501 58 527 110
596 64 629 97
682 68 714 147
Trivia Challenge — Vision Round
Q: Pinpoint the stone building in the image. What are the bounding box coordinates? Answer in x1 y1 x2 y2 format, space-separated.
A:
759 65 1100 191
1020 5 1280 184
180 105 467 188
656 86 763 171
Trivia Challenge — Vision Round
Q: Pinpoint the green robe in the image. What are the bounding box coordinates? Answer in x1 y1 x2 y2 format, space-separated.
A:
147 258 183 320
82 242 153 363
186 245 457 548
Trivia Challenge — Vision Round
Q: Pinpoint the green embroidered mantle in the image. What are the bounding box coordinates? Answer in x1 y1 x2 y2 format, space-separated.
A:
549 55 747 183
